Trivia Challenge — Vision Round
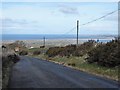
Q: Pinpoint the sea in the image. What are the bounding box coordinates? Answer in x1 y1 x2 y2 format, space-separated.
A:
1 34 117 43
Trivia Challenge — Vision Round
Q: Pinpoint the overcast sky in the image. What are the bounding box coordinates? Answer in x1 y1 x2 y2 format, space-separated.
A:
1 1 118 35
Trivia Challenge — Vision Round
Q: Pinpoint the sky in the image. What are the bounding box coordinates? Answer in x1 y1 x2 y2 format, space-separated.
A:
1 0 120 2
1 1 118 35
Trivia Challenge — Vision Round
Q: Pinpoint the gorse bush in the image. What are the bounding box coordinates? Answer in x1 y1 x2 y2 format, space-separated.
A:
73 40 96 56
46 39 120 67
33 50 41 55
86 39 120 67
46 40 96 57
46 45 76 57
46 47 64 57
19 50 28 55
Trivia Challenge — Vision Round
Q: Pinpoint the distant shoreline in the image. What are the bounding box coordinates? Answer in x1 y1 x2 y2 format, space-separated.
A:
2 38 114 48
2 38 114 42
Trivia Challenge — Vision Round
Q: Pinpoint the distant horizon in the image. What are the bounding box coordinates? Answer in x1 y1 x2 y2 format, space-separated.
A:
2 34 117 40
1 34 118 36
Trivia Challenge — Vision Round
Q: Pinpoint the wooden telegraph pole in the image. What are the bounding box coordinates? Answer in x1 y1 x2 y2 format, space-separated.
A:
43 37 45 47
77 20 79 46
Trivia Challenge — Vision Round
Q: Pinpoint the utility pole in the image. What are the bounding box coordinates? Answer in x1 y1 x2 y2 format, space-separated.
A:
43 37 45 47
77 20 79 46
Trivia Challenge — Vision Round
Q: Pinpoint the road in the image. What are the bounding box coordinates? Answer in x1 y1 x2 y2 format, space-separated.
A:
8 56 119 88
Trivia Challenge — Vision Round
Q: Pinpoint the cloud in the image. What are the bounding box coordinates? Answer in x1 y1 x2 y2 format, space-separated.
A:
1 18 38 28
2 18 25 28
1 18 41 34
59 5 79 15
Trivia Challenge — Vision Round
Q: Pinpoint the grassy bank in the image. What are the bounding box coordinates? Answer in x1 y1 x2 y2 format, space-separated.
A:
30 53 118 81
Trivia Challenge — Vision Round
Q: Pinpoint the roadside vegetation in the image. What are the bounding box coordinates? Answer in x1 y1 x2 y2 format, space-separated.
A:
28 38 119 81
2 40 26 88
87 39 119 67
2 53 20 88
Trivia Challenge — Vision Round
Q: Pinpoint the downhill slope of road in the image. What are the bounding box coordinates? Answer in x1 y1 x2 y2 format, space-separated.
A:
8 56 119 88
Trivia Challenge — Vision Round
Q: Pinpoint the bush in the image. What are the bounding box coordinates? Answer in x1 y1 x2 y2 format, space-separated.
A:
68 63 76 66
2 53 20 88
33 50 41 55
2 54 20 66
7 54 20 63
86 39 120 67
46 41 96 57
19 50 28 55
46 47 64 57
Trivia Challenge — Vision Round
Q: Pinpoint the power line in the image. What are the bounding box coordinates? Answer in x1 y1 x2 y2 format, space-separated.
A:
80 9 118 26
63 9 119 35
63 27 76 35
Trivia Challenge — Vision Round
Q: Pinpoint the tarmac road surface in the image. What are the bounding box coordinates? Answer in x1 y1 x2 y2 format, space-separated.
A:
8 56 119 88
